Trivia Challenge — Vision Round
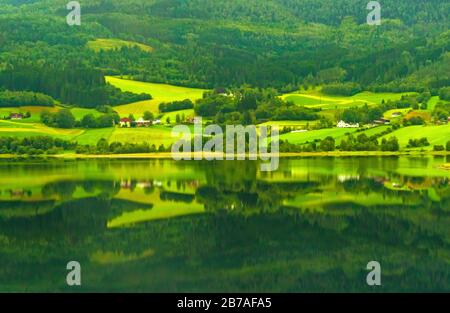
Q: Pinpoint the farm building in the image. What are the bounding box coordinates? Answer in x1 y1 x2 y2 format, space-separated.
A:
374 118 391 125
10 113 23 120
119 118 131 128
337 120 359 128
135 118 152 127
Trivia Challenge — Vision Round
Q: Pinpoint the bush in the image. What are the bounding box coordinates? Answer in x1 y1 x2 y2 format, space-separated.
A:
159 99 194 113
407 137 430 148
319 136 335 152
381 137 400 151
446 141 450 151
433 145 445 151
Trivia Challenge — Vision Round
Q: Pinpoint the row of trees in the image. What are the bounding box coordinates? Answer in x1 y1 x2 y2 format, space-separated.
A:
0 136 76 155
159 99 194 113
41 110 119 129
0 90 55 107
76 139 168 155
1 135 449 155
279 135 401 153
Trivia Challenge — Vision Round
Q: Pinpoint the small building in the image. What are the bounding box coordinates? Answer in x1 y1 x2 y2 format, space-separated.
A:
391 112 402 118
186 117 201 124
374 118 391 125
135 118 151 127
153 119 161 125
337 120 359 128
290 130 308 134
119 118 131 128
10 113 23 120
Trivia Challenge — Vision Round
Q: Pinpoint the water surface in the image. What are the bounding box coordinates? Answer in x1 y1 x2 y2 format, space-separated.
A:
0 157 449 292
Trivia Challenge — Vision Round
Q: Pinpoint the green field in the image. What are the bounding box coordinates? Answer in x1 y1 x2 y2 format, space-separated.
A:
0 106 60 123
0 106 106 124
107 76 207 118
72 128 115 145
160 109 195 125
108 126 180 147
282 90 413 110
258 120 319 128
71 108 105 119
427 96 441 112
86 38 154 53
357 125 391 137
0 120 83 140
380 124 450 150
278 127 359 145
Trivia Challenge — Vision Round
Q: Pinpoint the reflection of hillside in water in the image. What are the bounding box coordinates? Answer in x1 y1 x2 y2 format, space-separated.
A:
0 158 449 292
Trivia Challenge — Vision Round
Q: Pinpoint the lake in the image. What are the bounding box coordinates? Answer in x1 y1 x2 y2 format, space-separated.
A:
0 156 449 292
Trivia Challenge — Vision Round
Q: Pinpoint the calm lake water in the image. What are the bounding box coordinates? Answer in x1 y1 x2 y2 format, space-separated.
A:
0 156 449 292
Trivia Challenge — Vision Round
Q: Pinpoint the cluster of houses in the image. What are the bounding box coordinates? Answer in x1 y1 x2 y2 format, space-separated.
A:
119 116 200 128
336 120 360 128
119 117 161 128
336 118 392 128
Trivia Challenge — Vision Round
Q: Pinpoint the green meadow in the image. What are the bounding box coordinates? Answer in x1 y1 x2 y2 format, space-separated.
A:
282 90 413 109
106 76 207 117
380 124 450 150
86 38 154 53
278 127 358 145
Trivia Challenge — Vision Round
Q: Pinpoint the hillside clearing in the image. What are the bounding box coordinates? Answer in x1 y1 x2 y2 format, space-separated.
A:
86 38 154 53
107 76 206 117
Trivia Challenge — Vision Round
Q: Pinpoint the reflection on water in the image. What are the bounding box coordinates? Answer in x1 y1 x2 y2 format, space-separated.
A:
0 157 449 292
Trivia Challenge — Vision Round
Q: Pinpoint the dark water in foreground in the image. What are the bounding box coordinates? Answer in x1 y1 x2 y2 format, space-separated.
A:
0 156 449 292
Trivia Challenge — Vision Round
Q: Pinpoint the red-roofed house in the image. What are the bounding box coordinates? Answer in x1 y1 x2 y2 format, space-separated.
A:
120 118 131 128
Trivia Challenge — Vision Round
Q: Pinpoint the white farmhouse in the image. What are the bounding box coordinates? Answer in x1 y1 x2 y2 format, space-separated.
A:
337 120 359 128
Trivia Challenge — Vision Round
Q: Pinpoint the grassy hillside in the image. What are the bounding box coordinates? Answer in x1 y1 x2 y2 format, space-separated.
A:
107 77 207 117
380 124 450 150
86 38 154 53
282 90 414 109
279 128 359 145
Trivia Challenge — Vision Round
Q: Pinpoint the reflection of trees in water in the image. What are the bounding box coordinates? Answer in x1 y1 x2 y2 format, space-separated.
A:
196 161 319 212
160 191 194 203
1 203 449 292
41 180 121 199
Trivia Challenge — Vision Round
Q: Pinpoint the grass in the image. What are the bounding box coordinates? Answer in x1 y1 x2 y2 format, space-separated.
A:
0 106 58 123
278 127 358 145
70 108 104 119
380 124 450 150
383 108 410 119
160 109 195 124
0 121 82 135
357 125 390 137
258 120 319 128
427 96 441 111
72 128 115 145
86 38 154 53
281 90 414 110
108 126 180 147
106 76 206 117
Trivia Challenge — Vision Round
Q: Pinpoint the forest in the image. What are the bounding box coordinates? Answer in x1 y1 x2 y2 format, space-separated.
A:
0 0 449 102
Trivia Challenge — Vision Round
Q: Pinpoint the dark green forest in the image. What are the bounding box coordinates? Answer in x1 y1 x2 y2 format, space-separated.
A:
0 0 449 107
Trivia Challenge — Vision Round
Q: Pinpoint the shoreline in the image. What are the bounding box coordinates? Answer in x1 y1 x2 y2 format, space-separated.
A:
0 151 449 160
